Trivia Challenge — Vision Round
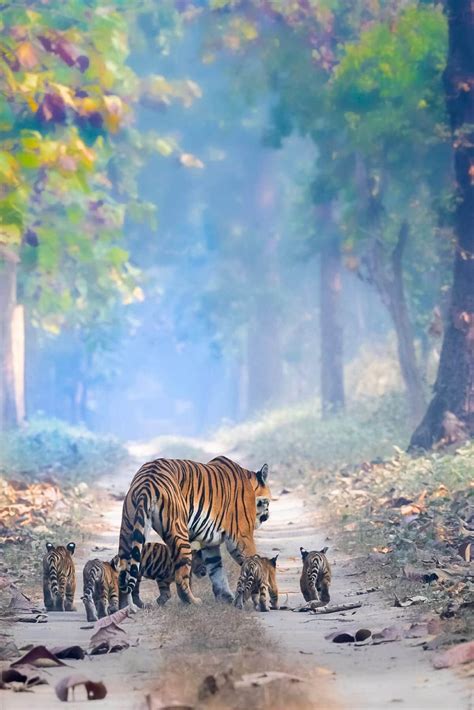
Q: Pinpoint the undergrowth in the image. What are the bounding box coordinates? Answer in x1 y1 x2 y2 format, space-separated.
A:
218 392 411 473
0 417 128 482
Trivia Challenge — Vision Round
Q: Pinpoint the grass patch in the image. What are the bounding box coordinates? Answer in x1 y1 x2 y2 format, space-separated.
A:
0 417 128 482
140 584 331 710
218 393 411 472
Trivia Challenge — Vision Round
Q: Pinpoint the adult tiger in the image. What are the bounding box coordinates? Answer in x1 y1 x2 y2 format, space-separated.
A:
117 455 271 607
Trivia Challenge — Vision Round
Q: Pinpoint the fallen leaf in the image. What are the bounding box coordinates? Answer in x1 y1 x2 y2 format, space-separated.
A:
325 628 371 644
55 674 107 702
372 626 403 645
433 640 474 669
394 595 427 608
234 671 305 688
11 645 66 668
50 645 85 660
0 667 47 687
458 541 471 562
89 639 130 655
89 621 127 646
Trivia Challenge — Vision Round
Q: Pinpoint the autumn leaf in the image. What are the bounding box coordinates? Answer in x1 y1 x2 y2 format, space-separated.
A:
17 42 39 69
179 153 204 169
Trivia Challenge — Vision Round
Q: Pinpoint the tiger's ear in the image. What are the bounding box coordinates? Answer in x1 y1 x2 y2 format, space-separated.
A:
110 555 120 570
66 542 76 555
300 546 309 561
320 546 329 555
269 554 278 567
46 542 54 552
256 463 268 486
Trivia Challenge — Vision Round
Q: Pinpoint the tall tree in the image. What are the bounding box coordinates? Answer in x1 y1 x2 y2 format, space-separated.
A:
410 0 474 448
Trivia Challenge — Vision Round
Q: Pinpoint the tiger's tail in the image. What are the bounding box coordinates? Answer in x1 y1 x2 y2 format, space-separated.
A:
48 556 59 598
83 561 100 603
119 495 148 595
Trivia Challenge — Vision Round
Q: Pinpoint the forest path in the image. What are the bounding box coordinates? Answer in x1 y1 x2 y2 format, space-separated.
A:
256 489 470 710
3 456 470 709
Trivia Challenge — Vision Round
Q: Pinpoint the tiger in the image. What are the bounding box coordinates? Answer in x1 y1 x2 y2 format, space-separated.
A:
132 543 207 608
82 556 120 622
233 554 279 612
299 546 331 605
117 455 271 608
43 542 76 612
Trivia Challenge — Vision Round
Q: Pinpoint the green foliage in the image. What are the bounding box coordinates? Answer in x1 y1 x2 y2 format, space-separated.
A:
0 417 128 481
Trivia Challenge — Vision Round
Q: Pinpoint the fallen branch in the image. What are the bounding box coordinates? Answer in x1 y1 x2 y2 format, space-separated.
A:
295 602 362 614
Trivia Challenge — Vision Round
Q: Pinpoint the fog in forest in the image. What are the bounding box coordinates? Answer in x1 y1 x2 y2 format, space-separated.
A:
1 1 462 447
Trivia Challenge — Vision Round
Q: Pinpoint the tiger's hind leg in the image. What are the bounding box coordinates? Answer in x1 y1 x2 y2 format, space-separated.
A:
65 581 76 611
43 581 54 611
156 580 171 606
318 581 330 605
251 592 259 610
202 546 233 603
96 582 108 618
258 584 270 612
108 583 119 615
131 578 145 609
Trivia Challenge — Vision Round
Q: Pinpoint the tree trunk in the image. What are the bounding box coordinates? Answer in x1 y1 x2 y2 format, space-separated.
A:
410 0 474 448
385 223 425 423
356 158 425 424
0 249 21 429
319 211 345 416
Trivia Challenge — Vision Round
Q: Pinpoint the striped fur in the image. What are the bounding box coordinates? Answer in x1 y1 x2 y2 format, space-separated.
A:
42 542 76 612
117 456 271 607
82 556 119 622
300 546 331 604
132 543 207 607
234 554 279 612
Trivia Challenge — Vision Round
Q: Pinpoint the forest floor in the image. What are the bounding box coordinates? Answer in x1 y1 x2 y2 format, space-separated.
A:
0 440 472 709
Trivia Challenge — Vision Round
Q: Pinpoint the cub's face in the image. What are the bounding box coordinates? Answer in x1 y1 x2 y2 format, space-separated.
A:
256 497 270 528
254 463 271 527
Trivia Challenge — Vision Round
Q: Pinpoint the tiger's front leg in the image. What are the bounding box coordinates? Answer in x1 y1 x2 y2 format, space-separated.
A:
201 545 233 603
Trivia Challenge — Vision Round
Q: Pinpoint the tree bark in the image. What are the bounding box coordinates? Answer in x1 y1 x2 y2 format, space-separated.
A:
319 209 345 416
0 249 21 429
410 0 474 448
356 160 425 424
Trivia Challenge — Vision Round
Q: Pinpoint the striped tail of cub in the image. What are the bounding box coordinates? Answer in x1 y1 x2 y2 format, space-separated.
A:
234 554 279 612
300 546 331 605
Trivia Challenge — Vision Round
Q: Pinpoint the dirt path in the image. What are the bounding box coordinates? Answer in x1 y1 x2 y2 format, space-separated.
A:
255 489 471 710
2 466 471 709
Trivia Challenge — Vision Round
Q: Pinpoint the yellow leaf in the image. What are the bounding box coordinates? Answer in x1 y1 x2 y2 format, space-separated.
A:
17 42 38 69
0 224 21 245
179 153 204 169
155 138 174 157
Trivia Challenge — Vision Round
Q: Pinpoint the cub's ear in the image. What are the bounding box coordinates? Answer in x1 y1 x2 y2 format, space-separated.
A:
110 555 120 571
256 463 269 486
320 546 329 555
46 542 54 552
269 554 278 568
66 542 76 555
300 546 309 561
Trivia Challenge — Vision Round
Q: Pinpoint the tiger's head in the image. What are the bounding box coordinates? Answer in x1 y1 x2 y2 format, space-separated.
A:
254 463 271 528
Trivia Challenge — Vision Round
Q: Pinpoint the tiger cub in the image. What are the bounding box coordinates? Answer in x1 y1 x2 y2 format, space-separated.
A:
132 543 207 608
82 556 120 622
300 546 331 604
43 542 76 612
234 554 279 612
